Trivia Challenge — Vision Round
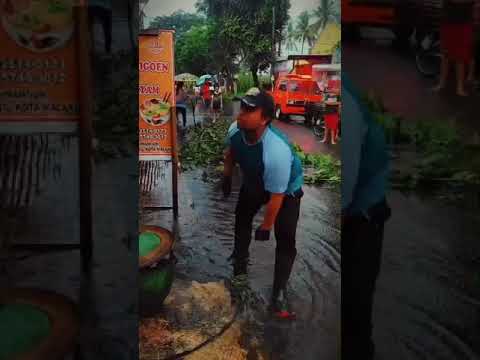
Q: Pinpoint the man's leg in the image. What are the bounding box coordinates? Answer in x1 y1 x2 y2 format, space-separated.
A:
433 55 449 92
342 216 385 359
180 107 187 127
272 191 301 303
232 187 265 274
456 62 468 96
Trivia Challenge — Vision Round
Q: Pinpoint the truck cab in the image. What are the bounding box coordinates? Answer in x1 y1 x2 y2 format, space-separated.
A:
273 74 323 121
272 55 332 123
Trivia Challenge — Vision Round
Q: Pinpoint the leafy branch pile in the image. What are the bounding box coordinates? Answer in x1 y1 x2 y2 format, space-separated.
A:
180 121 341 187
180 120 231 170
364 94 480 190
292 144 341 186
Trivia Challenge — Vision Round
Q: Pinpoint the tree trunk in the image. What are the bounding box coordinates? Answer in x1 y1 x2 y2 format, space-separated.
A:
225 62 234 94
301 37 305 54
127 0 137 51
251 65 259 87
277 36 282 57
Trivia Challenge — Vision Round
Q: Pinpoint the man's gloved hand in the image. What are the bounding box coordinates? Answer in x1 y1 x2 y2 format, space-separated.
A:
222 175 232 198
255 226 270 241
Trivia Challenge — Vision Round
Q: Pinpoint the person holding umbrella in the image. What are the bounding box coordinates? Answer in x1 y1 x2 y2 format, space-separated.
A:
222 87 304 319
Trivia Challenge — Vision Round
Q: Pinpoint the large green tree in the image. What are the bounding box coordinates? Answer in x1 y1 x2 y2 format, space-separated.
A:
195 0 290 87
148 10 206 40
175 23 215 75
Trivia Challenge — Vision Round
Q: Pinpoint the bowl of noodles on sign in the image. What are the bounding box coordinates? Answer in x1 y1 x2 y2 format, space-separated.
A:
1 0 74 53
140 99 171 126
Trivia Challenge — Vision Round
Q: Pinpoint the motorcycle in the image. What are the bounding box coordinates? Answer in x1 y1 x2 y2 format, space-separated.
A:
415 29 441 78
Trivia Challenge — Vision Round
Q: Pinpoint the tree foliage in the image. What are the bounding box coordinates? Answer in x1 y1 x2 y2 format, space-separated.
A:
295 11 317 54
148 10 205 40
175 24 215 75
195 0 290 86
311 0 340 34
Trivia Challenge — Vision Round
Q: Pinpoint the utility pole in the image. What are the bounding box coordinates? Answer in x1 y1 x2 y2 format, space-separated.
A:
271 5 276 86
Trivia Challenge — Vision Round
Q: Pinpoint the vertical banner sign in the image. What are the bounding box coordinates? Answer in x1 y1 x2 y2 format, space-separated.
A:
0 1 93 271
139 30 178 216
139 31 175 160
0 0 80 127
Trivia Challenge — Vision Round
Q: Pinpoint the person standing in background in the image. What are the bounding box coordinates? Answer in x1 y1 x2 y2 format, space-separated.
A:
433 0 474 96
202 81 213 111
467 0 480 86
88 0 113 55
175 81 189 128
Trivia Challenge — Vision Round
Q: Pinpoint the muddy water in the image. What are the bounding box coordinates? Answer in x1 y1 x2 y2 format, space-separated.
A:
141 168 341 359
375 191 480 360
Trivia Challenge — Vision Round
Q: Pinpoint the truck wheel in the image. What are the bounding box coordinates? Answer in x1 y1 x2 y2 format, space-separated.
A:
275 106 288 122
393 26 413 52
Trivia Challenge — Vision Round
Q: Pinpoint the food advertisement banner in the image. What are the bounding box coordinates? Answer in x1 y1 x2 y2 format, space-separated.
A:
139 31 175 160
0 0 80 122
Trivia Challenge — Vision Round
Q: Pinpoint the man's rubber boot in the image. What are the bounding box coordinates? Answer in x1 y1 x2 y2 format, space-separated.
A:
270 253 296 319
229 252 248 277
233 257 248 277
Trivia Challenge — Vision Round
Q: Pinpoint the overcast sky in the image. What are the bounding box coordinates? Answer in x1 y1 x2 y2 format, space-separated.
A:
143 0 320 26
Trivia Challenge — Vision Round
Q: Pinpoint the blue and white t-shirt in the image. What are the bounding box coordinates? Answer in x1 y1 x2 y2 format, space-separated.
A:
225 122 303 195
342 73 389 215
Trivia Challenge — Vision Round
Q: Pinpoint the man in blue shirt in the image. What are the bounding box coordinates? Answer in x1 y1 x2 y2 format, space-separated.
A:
342 74 391 359
222 87 304 319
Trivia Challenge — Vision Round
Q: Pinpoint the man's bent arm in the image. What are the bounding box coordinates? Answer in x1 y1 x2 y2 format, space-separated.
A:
260 193 285 230
224 147 234 177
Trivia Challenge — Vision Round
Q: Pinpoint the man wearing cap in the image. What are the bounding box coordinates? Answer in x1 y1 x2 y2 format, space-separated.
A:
222 87 304 318
342 74 391 359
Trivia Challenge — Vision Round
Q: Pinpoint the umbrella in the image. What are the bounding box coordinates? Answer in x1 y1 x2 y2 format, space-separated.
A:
175 73 198 82
196 74 213 86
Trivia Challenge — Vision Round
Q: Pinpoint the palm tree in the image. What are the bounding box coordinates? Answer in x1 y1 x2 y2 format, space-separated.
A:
285 22 298 53
311 0 340 34
295 11 316 54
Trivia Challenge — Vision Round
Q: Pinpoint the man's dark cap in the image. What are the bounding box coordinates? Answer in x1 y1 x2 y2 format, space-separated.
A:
241 87 275 120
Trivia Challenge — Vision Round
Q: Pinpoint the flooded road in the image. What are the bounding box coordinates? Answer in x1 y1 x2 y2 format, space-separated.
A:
375 191 480 360
345 31 480 359
141 168 341 359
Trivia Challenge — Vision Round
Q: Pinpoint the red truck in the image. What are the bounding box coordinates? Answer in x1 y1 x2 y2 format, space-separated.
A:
342 0 437 46
273 73 323 122
272 55 333 124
